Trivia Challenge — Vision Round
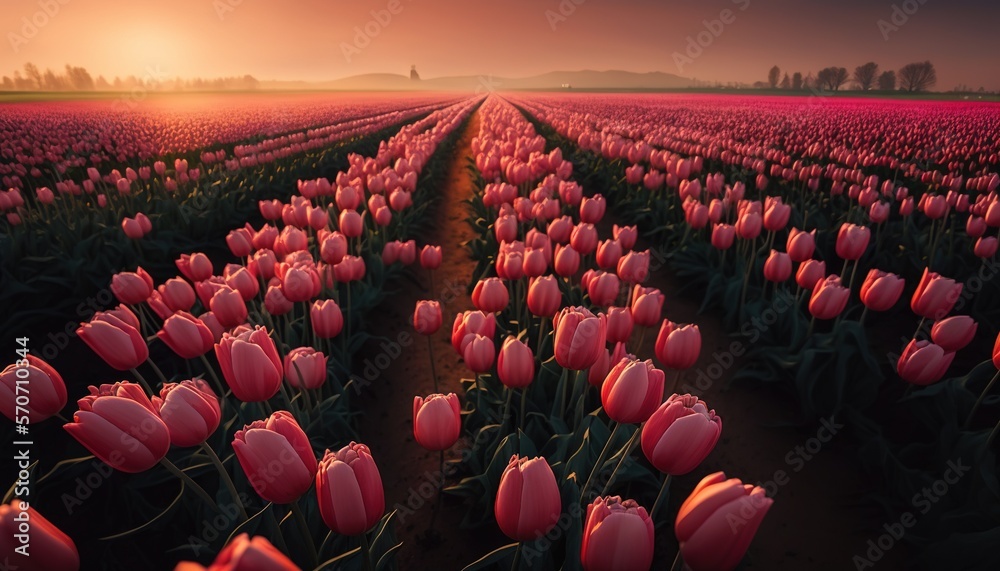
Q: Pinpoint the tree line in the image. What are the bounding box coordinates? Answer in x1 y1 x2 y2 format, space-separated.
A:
764 61 944 93
0 63 261 92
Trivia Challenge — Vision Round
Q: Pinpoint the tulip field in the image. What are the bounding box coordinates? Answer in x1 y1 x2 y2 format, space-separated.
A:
2 91 999 571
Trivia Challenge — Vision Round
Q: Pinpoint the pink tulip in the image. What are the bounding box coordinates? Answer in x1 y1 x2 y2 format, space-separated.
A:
930 316 977 351
601 356 664 424
581 496 654 571
860 270 905 312
808 275 850 320
412 393 461 451
234 411 317 504
316 442 384 535
0 355 67 424
642 393 721 475
495 456 562 541
897 340 955 386
152 379 221 447
497 336 535 388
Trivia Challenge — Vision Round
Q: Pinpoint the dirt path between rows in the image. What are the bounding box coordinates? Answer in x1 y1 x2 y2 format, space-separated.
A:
358 105 906 570
357 109 509 569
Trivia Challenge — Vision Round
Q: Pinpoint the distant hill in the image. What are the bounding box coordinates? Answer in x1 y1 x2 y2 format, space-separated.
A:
264 70 696 92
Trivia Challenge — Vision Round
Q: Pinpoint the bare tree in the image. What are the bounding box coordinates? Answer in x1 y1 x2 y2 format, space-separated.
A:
780 73 790 89
792 72 803 90
817 67 849 91
853 62 879 91
768 65 781 88
22 63 41 89
899 61 937 92
878 70 896 91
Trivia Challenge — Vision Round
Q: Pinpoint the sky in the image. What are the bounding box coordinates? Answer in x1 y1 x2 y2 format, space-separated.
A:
2 0 998 90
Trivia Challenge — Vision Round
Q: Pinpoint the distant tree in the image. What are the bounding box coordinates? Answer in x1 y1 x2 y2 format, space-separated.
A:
23 63 41 89
768 65 781 88
780 73 791 89
753 81 769 89
792 72 803 90
1 76 12 90
817 67 849 91
899 61 937 92
95 75 109 89
878 70 896 91
65 65 94 90
41 68 66 90
13 71 29 90
853 62 879 90
803 73 815 89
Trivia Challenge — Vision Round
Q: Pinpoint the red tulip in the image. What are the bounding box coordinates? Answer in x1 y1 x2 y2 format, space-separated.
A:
77 311 149 371
630 285 664 328
338 209 363 237
264 285 293 316
655 320 701 370
580 194 606 224
553 306 607 370
911 268 963 320
412 393 461 451
930 316 977 351
420 245 442 270
462 334 495 373
310 299 344 338
316 442 384 535
283 347 328 389
472 277 509 313
554 244 581 277
522 247 548 277
210 286 248 328
975 236 998 258
0 355 67 423
808 275 850 320
675 472 773 571
413 300 443 335
227 228 254 258
174 533 299 571
860 270 905 312
0 501 79 571
497 336 535 388
641 394 721 475
157 311 215 359
587 271 620 307
451 311 496 353
234 411 317 504
281 265 321 302
897 340 955 385
64 382 170 473
570 223 598 255
152 380 221 447
617 250 650 284
122 217 145 239
110 267 153 304
215 326 283 402
613 224 638 250
711 224 736 250
795 260 826 290
158 277 196 311
596 239 623 270
224 267 259 302
762 250 791 282
581 496 654 571
601 356 664 423
735 211 762 240
763 198 790 232
176 253 214 282
605 306 634 345
527 275 561 318
786 228 815 263
495 456 562 541
835 223 870 261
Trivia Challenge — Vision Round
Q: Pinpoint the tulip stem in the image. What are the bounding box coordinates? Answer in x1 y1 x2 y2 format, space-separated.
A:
668 548 683 571
427 449 445 534
427 334 439 393
859 307 869 327
199 442 248 521
129 368 155 395
912 317 927 340
986 418 1000 451
635 326 646 353
519 387 528 432
581 421 620 502
535 317 548 362
965 370 1000 429
359 531 374 571
556 367 569 421
159 457 223 514
600 426 641 495
198 354 226 398
510 542 523 571
651 474 673 521
290 501 319 569
145 358 170 387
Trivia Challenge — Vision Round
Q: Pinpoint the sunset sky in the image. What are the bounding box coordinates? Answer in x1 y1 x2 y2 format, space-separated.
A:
3 0 998 90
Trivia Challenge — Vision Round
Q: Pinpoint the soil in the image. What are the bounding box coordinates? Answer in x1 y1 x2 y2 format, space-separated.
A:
357 106 908 570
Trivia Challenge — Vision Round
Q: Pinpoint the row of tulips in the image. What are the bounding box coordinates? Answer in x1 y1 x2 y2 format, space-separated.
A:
0 98 460 349
512 94 1000 569
384 95 773 571
0 97 480 570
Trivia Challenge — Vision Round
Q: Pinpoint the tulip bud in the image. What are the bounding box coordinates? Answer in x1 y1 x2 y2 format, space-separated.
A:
641 394 721 475
602 356 665 423
412 393 461 451
497 337 535 388
655 320 701 370
495 456 562 541
0 355 67 423
0 501 79 571
152 379 221 447
581 496 654 571
284 347 328 389
316 442 384 535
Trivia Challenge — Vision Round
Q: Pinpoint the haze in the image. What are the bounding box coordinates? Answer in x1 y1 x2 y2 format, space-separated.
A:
2 0 998 90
